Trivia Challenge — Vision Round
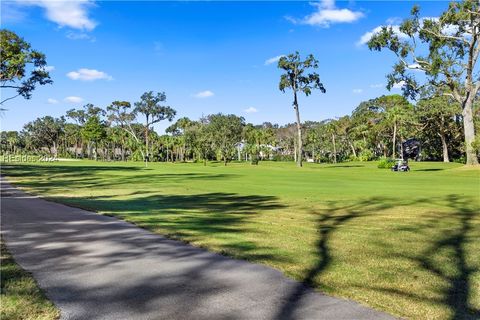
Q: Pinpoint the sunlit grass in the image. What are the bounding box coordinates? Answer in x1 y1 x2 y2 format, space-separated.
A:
2 160 479 320
1 238 59 320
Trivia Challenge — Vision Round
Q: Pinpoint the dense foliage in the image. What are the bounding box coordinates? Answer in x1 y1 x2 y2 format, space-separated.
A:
2 93 478 164
0 29 53 106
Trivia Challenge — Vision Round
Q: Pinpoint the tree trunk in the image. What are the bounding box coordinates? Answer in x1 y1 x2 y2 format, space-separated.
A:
392 121 397 159
145 117 149 167
462 99 478 165
349 142 357 158
87 141 92 160
400 135 404 159
52 141 58 157
332 133 337 163
437 132 449 162
293 141 297 163
293 91 302 167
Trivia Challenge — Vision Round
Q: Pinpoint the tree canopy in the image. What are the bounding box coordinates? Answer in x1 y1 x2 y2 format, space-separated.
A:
0 29 53 106
367 0 479 164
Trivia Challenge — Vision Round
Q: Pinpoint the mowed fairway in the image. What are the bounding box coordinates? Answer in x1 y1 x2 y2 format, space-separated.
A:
2 161 479 320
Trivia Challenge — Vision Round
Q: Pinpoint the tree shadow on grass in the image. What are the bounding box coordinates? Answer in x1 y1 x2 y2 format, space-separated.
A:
397 195 479 320
274 195 479 320
2 163 237 194
274 197 395 319
1 164 143 177
84 193 275 239
321 165 366 168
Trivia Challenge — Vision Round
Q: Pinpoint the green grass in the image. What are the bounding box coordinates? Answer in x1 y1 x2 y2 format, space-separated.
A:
2 160 479 320
1 238 60 320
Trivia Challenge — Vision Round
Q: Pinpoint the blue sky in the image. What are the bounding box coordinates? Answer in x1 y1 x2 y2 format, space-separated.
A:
1 0 448 133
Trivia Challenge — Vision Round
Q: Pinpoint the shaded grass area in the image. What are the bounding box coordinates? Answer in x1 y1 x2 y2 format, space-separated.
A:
0 238 59 320
2 160 479 320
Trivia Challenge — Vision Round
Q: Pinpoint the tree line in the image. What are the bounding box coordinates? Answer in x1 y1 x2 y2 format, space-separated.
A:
1 92 478 165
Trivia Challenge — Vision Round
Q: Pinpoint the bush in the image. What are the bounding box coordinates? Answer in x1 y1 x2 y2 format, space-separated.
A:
358 149 374 162
251 154 259 165
378 157 395 169
271 154 294 162
452 156 466 164
131 150 144 162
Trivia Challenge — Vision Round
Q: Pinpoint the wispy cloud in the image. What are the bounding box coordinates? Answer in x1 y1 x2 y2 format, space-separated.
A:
194 90 214 98
244 107 258 113
0 2 27 23
36 65 55 72
64 96 84 103
66 31 96 42
392 81 406 89
408 63 425 72
357 16 451 47
16 0 97 31
370 83 384 88
264 55 285 66
287 0 364 28
47 98 58 104
357 25 408 46
67 68 113 81
352 89 363 94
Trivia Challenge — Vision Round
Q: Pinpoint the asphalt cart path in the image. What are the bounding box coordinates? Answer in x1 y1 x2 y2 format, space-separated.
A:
1 178 396 320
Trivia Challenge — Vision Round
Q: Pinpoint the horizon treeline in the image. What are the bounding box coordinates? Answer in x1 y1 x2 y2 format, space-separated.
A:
1 92 479 165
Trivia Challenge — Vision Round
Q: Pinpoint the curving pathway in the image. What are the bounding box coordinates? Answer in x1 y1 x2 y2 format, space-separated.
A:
1 178 396 320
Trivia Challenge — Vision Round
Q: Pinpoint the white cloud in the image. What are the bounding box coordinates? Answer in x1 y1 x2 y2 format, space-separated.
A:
289 0 364 27
357 25 409 46
407 63 425 72
1 2 27 23
67 68 113 81
370 83 384 88
265 55 285 66
17 0 97 31
47 98 58 104
194 90 214 98
64 96 84 103
66 31 95 42
392 81 406 89
357 16 458 47
244 107 258 113
386 17 402 25
352 89 363 94
36 65 55 72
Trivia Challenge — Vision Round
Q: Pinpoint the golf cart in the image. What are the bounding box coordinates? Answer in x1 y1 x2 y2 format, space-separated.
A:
391 138 421 172
391 159 410 172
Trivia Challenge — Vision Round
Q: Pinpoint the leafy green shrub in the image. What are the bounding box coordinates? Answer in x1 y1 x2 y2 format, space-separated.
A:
358 149 374 162
453 156 466 164
131 150 144 162
251 154 259 165
378 157 395 169
272 154 294 162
